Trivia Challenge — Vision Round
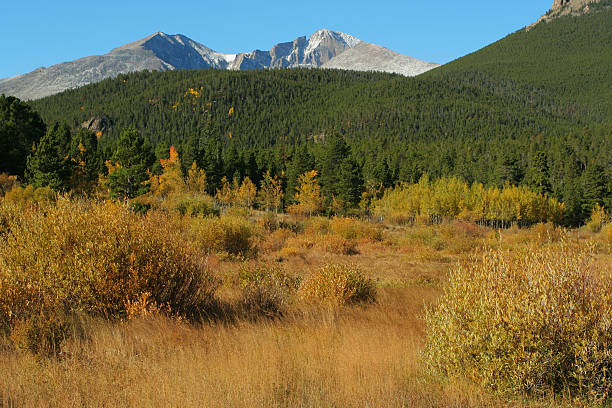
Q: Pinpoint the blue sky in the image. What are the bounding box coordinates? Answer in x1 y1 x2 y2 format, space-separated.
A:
1 0 552 79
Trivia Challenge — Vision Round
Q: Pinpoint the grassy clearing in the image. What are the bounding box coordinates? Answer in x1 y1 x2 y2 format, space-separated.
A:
1 197 611 406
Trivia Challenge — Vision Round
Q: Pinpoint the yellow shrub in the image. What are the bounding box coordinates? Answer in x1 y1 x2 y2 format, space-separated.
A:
318 234 358 255
329 217 384 242
260 228 294 253
0 198 220 345
586 204 609 233
424 243 612 402
305 216 330 235
299 264 376 306
3 185 55 207
187 215 261 259
238 265 300 317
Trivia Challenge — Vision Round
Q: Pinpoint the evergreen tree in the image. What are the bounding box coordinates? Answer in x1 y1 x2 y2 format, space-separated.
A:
0 95 46 177
318 134 350 202
68 128 100 193
581 163 608 218
337 157 363 209
25 122 71 190
494 150 523 187
525 151 551 194
106 128 155 200
286 145 315 203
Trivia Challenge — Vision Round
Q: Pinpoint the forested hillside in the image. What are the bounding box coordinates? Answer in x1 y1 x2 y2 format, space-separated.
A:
427 0 612 122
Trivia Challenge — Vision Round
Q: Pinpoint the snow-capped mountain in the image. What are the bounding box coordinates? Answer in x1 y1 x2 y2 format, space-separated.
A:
0 29 439 100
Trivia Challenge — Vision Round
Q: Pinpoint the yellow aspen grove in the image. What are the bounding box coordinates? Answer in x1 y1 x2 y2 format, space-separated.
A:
236 176 257 208
186 162 207 194
288 170 323 217
215 176 234 207
257 171 284 214
372 176 565 226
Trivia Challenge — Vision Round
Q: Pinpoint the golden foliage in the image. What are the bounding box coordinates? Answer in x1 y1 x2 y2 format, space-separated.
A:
424 241 612 401
187 214 261 259
257 171 283 213
235 176 257 208
0 198 220 348
186 162 207 194
0 173 19 197
3 185 55 207
373 175 566 226
299 264 376 306
288 170 323 217
586 203 609 233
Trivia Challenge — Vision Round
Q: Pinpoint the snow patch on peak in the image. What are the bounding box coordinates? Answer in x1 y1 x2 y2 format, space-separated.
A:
222 54 237 63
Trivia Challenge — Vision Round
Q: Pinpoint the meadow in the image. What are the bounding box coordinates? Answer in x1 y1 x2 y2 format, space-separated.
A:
1 191 611 407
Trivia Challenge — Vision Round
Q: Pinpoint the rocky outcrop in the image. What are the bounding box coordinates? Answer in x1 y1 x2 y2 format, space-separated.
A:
530 0 604 27
81 116 111 136
229 29 361 70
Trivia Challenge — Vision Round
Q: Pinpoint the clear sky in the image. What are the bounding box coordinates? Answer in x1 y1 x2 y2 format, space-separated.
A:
0 0 553 79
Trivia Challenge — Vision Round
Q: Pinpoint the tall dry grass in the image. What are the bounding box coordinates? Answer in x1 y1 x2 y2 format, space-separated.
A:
1 288 536 408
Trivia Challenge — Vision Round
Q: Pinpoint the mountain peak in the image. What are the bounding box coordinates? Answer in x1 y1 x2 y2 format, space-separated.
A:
530 0 605 27
0 29 438 100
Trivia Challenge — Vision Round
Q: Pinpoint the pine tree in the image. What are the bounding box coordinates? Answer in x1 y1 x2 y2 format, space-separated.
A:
68 128 100 194
525 151 551 194
318 135 350 201
106 128 155 200
25 122 72 190
0 95 46 177
286 145 314 203
337 157 363 209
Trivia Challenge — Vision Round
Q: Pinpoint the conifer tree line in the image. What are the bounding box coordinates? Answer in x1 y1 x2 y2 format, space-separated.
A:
1 53 610 226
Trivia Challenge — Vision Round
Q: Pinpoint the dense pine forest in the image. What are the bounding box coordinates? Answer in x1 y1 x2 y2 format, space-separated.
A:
0 4 610 225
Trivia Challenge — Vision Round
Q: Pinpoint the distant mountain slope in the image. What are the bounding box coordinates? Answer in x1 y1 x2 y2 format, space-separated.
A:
0 29 438 100
323 42 440 76
427 0 612 121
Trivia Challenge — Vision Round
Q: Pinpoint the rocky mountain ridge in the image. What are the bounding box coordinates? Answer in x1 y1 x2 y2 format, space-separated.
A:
0 29 439 100
530 0 605 27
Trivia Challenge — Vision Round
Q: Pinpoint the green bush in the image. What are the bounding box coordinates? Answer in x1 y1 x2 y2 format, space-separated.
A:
174 193 219 217
299 264 376 306
423 243 612 402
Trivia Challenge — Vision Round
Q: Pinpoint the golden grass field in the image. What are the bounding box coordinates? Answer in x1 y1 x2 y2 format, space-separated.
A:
1 201 611 407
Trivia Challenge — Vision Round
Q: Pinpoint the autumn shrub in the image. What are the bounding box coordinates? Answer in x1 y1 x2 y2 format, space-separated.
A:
0 173 19 197
318 234 359 255
0 198 219 351
299 264 377 306
602 223 612 246
329 217 384 241
423 243 612 402
173 193 219 217
187 214 260 258
3 185 55 207
260 228 294 253
257 211 279 232
238 265 301 317
586 204 609 233
305 216 330 235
